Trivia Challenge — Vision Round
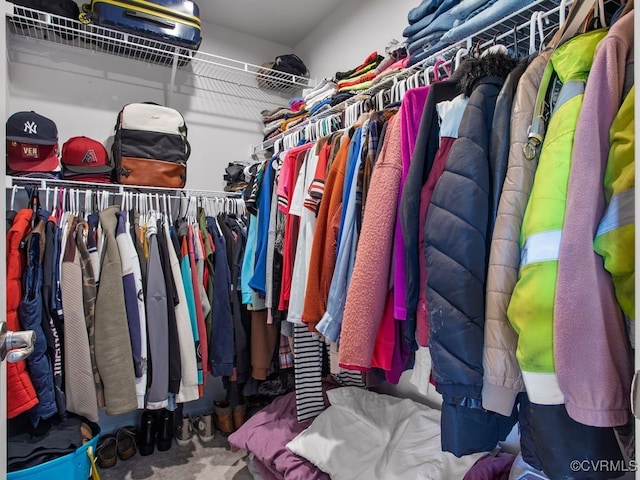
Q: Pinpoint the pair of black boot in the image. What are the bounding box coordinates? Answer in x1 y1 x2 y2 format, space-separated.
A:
139 408 173 456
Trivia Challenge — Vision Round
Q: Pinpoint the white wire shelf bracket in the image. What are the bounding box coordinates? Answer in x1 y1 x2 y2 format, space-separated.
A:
5 3 315 105
251 0 578 156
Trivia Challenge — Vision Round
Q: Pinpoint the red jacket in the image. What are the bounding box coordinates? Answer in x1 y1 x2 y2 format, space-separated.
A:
6 209 38 418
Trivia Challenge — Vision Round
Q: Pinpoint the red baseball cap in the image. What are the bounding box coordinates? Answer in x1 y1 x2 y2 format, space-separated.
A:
6 140 61 174
62 136 114 179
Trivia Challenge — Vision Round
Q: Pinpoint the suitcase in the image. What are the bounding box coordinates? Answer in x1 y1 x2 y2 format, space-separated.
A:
83 0 201 50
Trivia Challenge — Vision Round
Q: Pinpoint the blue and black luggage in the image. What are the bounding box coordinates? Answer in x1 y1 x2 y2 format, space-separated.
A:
82 0 201 50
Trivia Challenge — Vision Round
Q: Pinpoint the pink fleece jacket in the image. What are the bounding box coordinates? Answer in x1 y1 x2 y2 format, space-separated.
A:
393 86 430 320
339 112 402 371
554 11 634 428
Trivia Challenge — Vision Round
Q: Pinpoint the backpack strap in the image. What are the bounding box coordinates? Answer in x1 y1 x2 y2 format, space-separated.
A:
524 60 554 161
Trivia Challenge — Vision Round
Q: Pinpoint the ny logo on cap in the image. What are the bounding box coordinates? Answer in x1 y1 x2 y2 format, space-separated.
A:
82 149 98 163
23 121 38 135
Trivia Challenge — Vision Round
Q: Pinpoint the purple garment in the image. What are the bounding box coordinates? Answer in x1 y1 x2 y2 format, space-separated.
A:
394 86 430 320
385 318 412 385
463 452 516 480
228 388 332 480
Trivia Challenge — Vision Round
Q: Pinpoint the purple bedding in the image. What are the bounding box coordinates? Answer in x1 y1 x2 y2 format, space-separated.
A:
228 389 331 480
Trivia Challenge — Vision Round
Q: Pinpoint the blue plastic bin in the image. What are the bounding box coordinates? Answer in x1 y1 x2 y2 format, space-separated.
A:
8 429 100 480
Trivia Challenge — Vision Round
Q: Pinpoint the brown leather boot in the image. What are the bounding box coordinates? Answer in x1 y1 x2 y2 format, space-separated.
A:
233 403 247 430
214 400 234 436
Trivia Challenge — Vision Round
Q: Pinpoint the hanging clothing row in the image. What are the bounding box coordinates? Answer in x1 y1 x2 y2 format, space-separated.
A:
5 184 251 429
241 3 634 479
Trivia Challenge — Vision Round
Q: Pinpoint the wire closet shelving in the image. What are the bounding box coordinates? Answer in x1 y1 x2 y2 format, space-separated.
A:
4 2 316 108
250 0 587 156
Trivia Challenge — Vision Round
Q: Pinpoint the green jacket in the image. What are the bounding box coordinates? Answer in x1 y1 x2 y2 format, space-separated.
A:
507 29 607 405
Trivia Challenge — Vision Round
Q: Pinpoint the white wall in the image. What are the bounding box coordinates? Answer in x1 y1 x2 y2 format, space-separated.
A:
7 19 293 192
294 0 416 81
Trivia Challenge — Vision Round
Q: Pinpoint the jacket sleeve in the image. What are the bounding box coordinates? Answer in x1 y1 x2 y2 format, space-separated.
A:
483 52 550 416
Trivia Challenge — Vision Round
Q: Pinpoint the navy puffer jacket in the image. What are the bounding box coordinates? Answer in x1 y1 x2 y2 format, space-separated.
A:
425 53 520 457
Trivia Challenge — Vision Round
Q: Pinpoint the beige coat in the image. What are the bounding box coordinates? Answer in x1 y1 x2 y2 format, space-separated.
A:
482 50 552 416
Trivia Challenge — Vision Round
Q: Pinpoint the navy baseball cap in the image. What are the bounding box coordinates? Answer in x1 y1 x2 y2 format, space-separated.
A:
6 111 58 145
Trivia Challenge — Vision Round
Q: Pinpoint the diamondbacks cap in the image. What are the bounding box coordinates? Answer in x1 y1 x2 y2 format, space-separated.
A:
62 136 114 179
6 111 58 145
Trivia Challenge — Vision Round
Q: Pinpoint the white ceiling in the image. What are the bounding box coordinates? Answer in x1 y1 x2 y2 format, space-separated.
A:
198 0 345 47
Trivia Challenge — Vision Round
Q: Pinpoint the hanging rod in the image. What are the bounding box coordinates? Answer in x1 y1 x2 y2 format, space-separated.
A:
250 0 576 157
5 176 243 199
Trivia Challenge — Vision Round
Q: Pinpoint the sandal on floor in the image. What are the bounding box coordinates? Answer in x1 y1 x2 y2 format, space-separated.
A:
116 426 137 461
96 435 118 469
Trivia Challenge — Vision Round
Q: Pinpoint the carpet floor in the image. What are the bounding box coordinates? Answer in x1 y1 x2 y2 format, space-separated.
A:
99 433 254 480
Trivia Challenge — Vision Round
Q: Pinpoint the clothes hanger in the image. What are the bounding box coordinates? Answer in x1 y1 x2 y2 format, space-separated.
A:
433 60 446 82
165 194 174 227
43 187 50 212
10 185 17 211
84 189 91 222
550 0 597 48
454 47 469 71
594 0 607 27
68 189 75 218
51 187 60 218
155 193 161 221
529 11 541 54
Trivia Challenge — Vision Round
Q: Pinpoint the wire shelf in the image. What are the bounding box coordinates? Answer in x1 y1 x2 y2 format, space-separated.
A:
251 0 574 155
5 175 243 198
5 3 314 102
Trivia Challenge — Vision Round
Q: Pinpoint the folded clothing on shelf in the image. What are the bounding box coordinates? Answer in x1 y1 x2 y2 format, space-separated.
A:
407 0 536 66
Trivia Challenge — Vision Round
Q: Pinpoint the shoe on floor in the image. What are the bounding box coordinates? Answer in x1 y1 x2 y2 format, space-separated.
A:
193 413 215 442
175 417 194 447
156 408 174 452
96 435 118 469
233 403 247 431
116 426 137 460
215 401 234 436
138 410 157 457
